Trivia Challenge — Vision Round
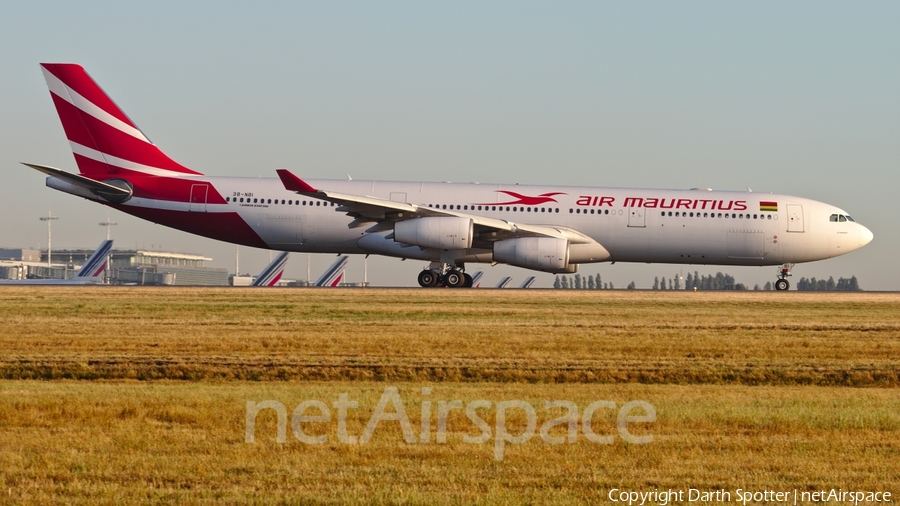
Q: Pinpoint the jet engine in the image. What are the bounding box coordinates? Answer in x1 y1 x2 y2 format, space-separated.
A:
493 237 571 272
394 217 474 250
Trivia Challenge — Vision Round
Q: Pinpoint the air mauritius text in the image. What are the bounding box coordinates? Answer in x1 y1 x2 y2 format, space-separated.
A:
245 387 656 460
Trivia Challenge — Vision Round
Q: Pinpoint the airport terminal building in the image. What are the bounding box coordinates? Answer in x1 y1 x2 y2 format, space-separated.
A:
0 247 229 285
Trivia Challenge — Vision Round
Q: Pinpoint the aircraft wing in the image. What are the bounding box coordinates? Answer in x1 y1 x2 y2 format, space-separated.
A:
276 169 599 247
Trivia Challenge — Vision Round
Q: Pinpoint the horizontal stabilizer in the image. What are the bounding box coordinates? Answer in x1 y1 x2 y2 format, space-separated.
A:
22 163 132 201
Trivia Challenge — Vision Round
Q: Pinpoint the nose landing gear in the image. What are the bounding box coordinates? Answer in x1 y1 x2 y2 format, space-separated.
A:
775 263 793 291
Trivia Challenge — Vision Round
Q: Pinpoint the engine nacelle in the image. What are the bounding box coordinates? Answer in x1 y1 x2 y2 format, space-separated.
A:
493 237 570 272
394 217 474 250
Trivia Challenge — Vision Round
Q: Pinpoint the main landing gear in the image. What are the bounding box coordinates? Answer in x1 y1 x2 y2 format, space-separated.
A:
417 264 473 288
775 263 793 291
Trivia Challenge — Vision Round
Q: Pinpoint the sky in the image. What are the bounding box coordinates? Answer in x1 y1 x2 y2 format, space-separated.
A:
1 1 897 289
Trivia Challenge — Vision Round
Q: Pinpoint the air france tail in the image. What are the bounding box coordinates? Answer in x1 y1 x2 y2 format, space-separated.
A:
315 256 349 287
75 239 114 282
251 252 289 287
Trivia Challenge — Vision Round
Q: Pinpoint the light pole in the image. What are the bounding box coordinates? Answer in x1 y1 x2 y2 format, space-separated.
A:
98 217 117 283
99 217 117 240
39 212 58 267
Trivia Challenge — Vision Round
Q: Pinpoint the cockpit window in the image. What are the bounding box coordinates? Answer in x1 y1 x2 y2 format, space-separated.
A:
830 214 855 223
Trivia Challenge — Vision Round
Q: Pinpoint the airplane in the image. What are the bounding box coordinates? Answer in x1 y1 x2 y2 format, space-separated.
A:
250 251 289 287
519 276 536 289
24 63 874 291
0 239 112 285
470 271 483 288
315 256 349 287
496 277 513 289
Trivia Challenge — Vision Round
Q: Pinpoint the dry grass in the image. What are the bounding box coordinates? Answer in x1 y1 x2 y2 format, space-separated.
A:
0 287 898 385
2 381 899 504
1 287 898 503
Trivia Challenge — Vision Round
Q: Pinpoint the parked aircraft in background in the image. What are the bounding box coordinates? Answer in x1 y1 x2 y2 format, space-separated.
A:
496 277 512 289
315 256 348 287
519 276 536 289
250 251 289 287
0 240 112 285
26 64 873 290
469 271 483 288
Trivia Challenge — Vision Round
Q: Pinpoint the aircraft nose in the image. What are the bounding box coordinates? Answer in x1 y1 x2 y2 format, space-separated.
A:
859 225 874 247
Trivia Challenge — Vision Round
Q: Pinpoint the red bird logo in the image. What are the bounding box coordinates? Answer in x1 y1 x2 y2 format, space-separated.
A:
474 190 566 206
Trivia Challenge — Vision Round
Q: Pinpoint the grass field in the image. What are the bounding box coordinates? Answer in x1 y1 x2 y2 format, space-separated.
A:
1 288 898 503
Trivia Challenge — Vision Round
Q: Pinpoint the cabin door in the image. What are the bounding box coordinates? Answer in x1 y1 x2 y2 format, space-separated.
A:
628 205 645 227
786 204 804 233
189 184 208 212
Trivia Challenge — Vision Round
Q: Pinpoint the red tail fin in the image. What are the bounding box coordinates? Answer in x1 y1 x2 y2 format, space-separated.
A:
40 63 201 177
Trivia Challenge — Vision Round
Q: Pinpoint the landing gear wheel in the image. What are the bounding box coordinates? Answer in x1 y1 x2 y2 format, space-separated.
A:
775 279 789 291
463 273 473 288
443 269 466 288
418 270 440 288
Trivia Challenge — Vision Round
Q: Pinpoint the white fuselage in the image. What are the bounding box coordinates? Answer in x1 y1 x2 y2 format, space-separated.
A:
123 176 870 268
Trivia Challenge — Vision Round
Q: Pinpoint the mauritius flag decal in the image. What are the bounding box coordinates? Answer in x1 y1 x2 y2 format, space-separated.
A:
760 201 778 212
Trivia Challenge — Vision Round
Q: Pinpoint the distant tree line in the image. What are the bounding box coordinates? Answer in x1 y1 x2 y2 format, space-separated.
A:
553 273 621 290
553 271 862 291
683 272 747 291
795 276 861 291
